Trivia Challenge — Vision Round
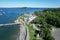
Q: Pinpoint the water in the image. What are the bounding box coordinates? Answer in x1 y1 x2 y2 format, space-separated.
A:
0 8 47 40
0 25 20 40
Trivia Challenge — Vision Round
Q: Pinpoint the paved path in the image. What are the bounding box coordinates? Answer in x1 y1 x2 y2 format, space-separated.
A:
51 28 60 40
26 26 30 40
32 24 40 30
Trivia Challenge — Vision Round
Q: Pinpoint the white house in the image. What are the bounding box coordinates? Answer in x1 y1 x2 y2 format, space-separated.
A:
24 13 36 22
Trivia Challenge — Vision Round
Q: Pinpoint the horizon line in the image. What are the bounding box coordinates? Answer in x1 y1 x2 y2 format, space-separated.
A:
0 7 60 8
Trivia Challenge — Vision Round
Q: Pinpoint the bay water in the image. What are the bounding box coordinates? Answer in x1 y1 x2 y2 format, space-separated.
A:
0 8 47 40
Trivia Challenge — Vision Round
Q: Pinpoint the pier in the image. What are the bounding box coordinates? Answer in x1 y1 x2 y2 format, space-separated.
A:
0 22 28 40
0 22 21 26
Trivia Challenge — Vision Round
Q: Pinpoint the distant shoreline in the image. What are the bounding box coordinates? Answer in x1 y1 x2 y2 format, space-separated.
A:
0 7 59 8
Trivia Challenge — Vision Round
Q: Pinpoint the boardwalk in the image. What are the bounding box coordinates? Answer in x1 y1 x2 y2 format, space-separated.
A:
0 22 21 26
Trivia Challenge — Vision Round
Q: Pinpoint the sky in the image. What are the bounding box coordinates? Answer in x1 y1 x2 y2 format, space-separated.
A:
0 0 60 8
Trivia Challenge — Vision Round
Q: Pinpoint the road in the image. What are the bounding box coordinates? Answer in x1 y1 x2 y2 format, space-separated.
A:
51 28 60 40
32 24 40 30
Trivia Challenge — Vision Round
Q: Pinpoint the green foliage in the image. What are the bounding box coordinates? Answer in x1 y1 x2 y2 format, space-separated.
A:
46 36 55 40
39 27 55 40
28 8 60 40
34 8 60 28
18 15 24 20
33 8 60 40
34 11 40 16
27 23 35 40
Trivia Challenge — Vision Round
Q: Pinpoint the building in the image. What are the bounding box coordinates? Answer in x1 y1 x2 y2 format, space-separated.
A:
24 13 36 22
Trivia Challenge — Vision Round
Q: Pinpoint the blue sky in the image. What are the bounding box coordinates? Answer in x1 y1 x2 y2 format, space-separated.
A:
0 0 60 8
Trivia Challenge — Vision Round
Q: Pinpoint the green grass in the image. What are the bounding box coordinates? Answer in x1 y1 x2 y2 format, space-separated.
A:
27 23 36 40
27 23 43 40
18 15 25 20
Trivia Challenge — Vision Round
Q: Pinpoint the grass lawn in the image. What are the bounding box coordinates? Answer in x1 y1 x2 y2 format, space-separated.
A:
18 15 25 20
27 23 43 40
27 23 36 40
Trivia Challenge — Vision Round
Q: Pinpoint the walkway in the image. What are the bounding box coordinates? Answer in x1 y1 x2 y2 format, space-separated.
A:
0 22 21 26
32 24 40 30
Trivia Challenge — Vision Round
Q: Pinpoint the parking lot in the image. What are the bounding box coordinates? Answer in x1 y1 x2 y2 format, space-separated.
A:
51 28 60 40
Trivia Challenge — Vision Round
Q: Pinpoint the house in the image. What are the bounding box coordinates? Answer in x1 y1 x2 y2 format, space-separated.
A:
24 13 36 22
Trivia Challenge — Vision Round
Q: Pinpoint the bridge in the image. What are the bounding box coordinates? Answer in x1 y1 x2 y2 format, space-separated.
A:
0 22 21 26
